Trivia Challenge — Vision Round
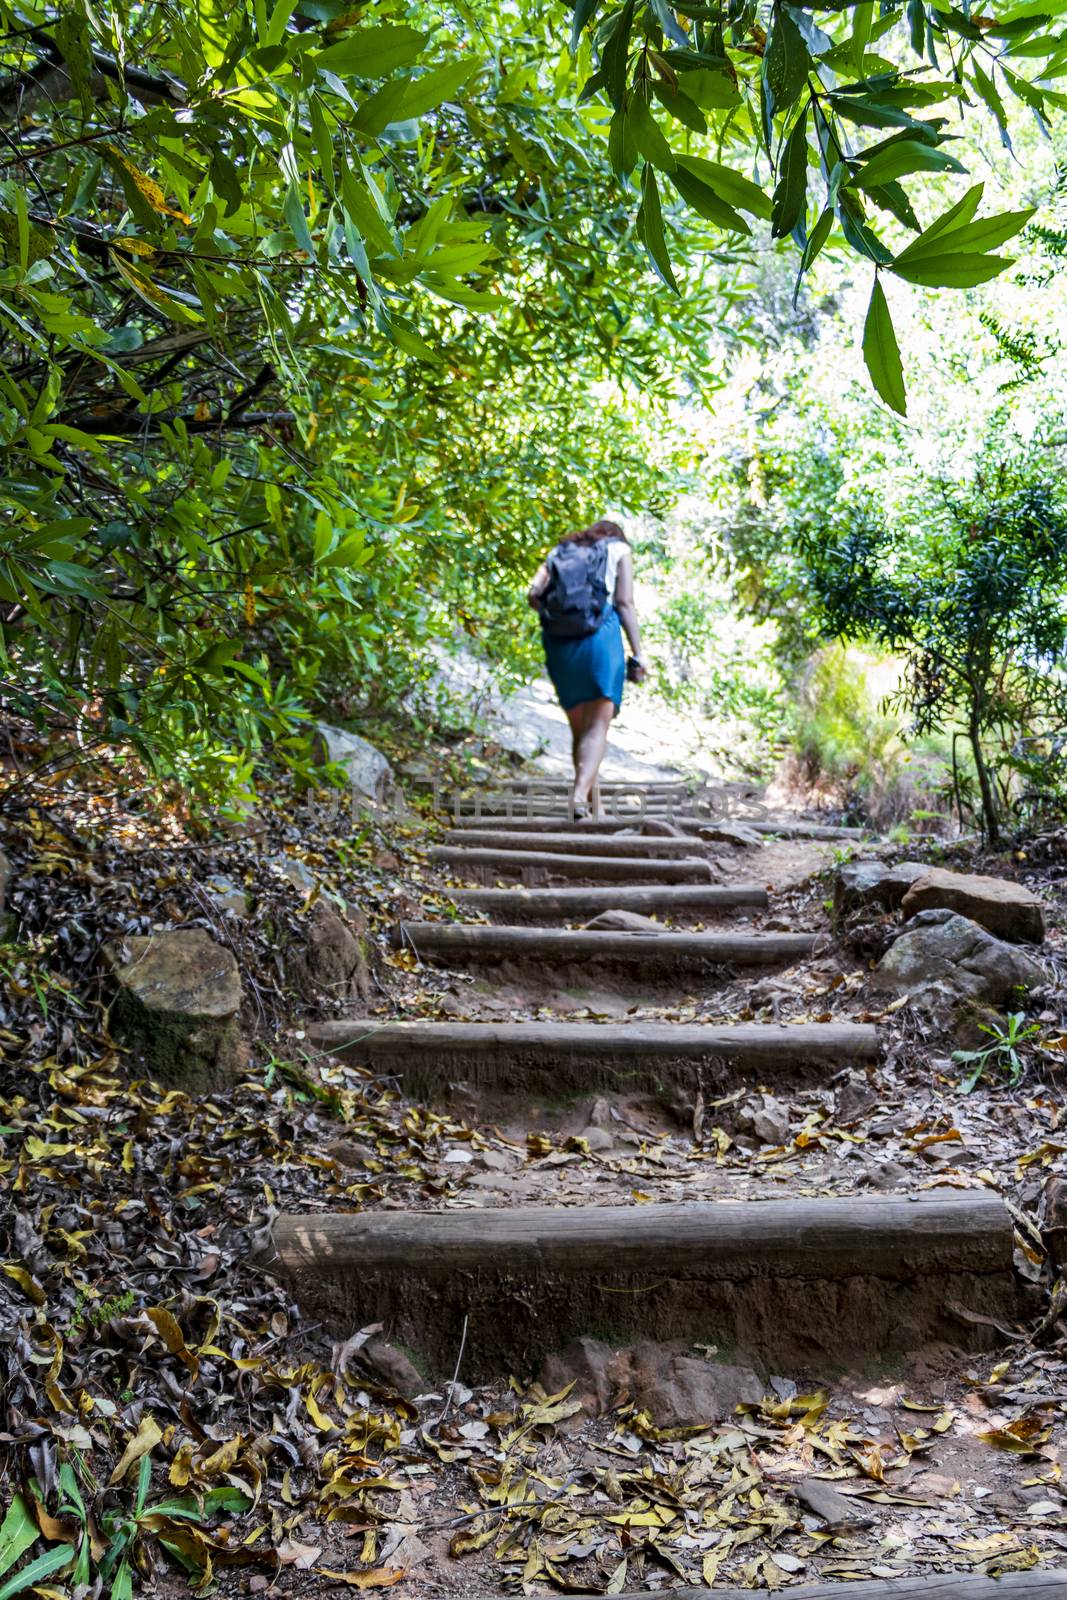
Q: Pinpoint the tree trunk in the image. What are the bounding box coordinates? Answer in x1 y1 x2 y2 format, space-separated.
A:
969 710 1000 843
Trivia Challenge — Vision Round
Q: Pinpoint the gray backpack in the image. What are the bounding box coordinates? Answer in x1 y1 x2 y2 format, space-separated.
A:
538 541 610 638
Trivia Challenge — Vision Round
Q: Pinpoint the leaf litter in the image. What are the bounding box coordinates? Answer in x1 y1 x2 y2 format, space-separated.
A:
3 766 1067 1592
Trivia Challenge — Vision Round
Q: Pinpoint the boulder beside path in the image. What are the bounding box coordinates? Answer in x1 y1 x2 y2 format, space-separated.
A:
900 866 1045 943
871 910 1045 1009
104 927 244 1088
315 723 394 807
834 859 928 916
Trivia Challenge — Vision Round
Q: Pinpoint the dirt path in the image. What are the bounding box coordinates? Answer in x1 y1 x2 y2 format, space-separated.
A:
271 778 1067 1595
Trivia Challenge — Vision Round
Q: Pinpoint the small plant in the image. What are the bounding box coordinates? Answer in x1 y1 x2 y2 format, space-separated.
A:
0 1453 247 1598
952 1012 1041 1093
68 1288 136 1335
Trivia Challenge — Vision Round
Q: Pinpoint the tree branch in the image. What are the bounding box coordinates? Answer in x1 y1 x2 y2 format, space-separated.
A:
61 409 293 437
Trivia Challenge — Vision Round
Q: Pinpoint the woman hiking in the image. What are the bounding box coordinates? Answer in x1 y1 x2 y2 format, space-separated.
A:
527 520 648 818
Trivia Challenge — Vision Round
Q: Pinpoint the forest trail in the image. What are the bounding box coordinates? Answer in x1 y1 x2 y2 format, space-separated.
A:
268 776 1067 1596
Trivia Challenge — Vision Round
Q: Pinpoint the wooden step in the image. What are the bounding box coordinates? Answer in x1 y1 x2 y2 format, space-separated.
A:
445 813 864 841
440 829 713 858
392 921 815 971
269 1192 1018 1380
464 777 691 792
454 882 767 922
430 846 717 884
308 1018 879 1100
614 1577 1067 1600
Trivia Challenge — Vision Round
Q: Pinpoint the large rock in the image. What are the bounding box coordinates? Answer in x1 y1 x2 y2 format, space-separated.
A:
538 1339 764 1427
900 867 1045 944
104 928 243 1088
834 859 928 916
540 1337 617 1414
871 911 1045 1008
283 901 371 1004
626 1343 763 1428
582 909 662 933
695 821 762 849
315 723 393 806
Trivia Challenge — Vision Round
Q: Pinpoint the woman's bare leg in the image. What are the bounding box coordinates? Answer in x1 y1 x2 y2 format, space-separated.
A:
573 698 615 807
564 705 587 816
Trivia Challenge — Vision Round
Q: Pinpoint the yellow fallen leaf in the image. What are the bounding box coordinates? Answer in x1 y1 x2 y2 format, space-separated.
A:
315 1567 406 1588
2 1261 46 1304
145 1307 199 1377
109 1414 162 1485
169 1440 195 1487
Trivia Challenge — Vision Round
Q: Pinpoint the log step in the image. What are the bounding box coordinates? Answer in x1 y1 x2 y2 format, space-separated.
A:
440 829 713 858
392 921 815 970
307 1019 879 1100
269 1192 1018 1380
454 882 767 922
430 847 716 884
607 1578 1067 1600
446 813 863 841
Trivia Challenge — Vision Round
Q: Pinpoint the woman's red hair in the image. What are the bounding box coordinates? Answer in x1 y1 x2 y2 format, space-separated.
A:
560 519 628 546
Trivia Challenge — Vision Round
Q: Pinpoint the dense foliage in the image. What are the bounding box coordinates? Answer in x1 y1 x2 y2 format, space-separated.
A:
800 470 1067 840
0 0 728 800
1 0 1065 809
570 0 1063 407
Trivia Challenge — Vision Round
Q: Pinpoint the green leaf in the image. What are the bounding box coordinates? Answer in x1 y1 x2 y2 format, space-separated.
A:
891 252 1012 286
628 96 676 172
828 94 929 130
969 59 1012 147
763 3 811 120
0 1545 73 1600
854 137 965 189
772 108 808 239
862 276 906 415
571 0 600 54
608 110 638 176
893 190 1034 267
836 188 894 262
315 24 428 76
601 0 636 109
355 59 476 134
673 154 771 219
673 67 740 110
652 82 706 132
668 168 750 234
799 206 834 271
851 0 875 70
0 1498 38 1581
283 181 315 257
636 163 678 290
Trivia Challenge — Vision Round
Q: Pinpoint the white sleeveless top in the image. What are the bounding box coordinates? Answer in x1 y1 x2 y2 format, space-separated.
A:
604 539 626 602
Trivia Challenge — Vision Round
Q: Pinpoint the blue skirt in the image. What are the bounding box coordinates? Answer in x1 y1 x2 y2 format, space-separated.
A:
542 605 625 713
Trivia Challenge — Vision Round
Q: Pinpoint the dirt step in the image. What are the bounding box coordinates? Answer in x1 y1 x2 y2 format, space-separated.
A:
453 882 767 922
431 846 717 884
615 1577 1067 1600
269 1192 1018 1381
307 1018 879 1100
393 921 815 971
440 829 715 858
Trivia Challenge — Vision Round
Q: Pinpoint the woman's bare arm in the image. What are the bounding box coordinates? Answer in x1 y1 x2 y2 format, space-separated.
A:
613 549 647 679
527 561 549 610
